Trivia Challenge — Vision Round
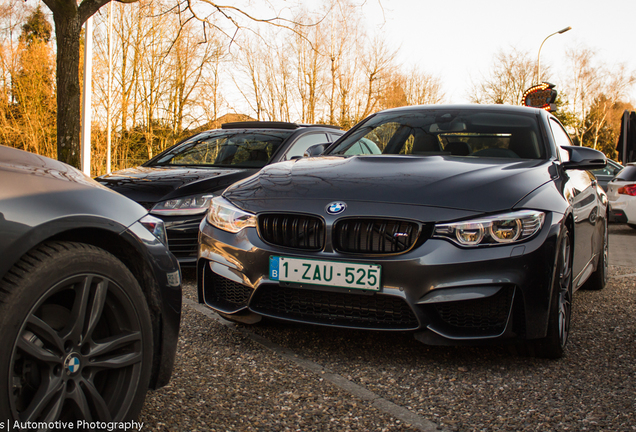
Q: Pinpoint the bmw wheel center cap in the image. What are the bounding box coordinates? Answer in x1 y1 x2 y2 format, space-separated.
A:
326 202 347 215
64 353 81 375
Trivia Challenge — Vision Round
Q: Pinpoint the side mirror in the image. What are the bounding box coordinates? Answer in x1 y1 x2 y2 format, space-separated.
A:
304 143 330 157
561 146 607 170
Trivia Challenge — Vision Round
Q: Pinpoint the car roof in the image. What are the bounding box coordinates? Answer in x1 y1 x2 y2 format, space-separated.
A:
221 121 342 131
375 103 546 116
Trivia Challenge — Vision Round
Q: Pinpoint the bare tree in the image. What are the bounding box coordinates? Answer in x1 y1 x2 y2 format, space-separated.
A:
0 4 56 157
470 47 538 105
197 51 225 126
562 46 636 150
293 14 323 124
0 2 32 142
561 46 598 144
235 39 266 121
25 0 139 168
380 67 444 110
358 36 397 119
165 20 223 136
403 66 444 106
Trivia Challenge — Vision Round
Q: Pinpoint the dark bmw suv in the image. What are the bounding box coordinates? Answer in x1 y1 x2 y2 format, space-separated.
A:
0 145 181 423
96 121 343 266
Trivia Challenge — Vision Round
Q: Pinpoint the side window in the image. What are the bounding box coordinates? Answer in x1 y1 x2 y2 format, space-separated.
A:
328 132 343 142
344 138 382 155
549 119 572 162
284 133 330 160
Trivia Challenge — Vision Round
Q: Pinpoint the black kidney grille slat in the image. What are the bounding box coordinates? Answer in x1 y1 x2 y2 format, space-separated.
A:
258 214 325 250
334 219 419 254
366 222 373 252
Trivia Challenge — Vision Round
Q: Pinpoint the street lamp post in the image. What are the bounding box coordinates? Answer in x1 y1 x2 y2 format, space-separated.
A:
537 26 572 84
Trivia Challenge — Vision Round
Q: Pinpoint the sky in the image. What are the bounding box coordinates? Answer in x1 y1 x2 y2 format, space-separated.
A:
356 0 636 104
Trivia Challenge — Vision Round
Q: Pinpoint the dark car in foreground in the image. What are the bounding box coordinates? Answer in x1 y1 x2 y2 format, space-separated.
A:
198 105 609 359
0 146 181 422
96 122 343 267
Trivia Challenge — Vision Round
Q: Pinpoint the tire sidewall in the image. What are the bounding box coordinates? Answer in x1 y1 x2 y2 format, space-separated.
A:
533 226 573 359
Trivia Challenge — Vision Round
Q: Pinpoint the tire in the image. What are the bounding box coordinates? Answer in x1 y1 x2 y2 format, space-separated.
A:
530 228 573 359
0 242 153 422
583 216 608 291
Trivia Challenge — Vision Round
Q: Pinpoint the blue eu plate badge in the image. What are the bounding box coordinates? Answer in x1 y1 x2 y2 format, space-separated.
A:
270 256 280 280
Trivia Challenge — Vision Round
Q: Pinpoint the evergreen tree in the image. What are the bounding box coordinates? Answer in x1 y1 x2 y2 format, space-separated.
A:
19 5 52 46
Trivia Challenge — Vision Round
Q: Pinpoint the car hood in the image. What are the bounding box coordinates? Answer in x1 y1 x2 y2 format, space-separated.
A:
224 156 555 213
0 145 147 231
96 165 257 206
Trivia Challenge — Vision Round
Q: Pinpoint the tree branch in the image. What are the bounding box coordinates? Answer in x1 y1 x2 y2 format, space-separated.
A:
79 0 139 24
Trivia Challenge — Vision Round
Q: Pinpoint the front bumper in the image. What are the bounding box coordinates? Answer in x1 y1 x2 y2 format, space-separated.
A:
124 222 182 388
197 213 563 343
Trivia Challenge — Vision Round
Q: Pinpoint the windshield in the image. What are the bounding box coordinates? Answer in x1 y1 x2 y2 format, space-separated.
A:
149 130 292 168
329 110 546 160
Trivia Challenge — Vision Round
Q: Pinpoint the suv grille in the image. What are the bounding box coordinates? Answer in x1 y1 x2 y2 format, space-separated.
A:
258 214 324 250
250 285 419 330
334 219 419 254
167 228 198 260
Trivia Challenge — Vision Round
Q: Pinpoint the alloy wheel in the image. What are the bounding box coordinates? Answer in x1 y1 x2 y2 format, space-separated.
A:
10 273 145 421
557 235 573 348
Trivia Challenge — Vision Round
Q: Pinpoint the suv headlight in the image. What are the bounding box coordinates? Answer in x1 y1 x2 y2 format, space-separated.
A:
151 194 214 216
433 210 545 247
207 196 256 233
139 214 168 245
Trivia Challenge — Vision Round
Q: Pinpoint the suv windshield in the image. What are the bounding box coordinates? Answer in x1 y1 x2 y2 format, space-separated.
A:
149 130 292 168
329 110 546 160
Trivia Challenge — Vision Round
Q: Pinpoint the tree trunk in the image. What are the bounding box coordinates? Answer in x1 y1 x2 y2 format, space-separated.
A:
53 12 82 168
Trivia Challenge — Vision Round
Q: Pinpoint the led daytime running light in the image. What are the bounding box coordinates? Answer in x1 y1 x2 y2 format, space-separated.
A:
434 210 545 247
151 194 215 216
207 197 256 233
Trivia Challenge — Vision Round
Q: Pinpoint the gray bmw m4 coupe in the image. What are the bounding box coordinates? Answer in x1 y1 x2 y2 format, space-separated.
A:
197 105 609 358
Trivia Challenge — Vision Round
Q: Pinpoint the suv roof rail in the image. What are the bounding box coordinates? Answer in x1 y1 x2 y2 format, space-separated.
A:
221 121 342 130
221 121 299 130
298 124 342 130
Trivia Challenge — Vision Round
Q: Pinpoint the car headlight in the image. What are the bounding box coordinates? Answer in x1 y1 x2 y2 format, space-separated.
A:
433 210 545 247
150 194 214 216
139 214 168 245
207 196 256 233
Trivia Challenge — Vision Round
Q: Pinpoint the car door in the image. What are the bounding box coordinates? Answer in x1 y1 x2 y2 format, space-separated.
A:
550 119 600 286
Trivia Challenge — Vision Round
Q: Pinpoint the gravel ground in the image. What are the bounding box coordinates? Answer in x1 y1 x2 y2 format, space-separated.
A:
140 290 420 431
140 262 636 431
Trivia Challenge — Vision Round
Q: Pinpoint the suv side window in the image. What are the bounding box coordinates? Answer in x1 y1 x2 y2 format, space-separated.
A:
549 119 573 162
284 133 331 160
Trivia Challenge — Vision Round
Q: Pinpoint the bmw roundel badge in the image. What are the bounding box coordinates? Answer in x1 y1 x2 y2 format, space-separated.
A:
64 354 81 375
326 202 346 215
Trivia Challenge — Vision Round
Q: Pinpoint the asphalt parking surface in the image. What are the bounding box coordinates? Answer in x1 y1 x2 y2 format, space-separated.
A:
139 225 636 431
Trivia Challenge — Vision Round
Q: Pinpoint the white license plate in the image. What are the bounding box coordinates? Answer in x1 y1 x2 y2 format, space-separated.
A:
269 256 381 291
